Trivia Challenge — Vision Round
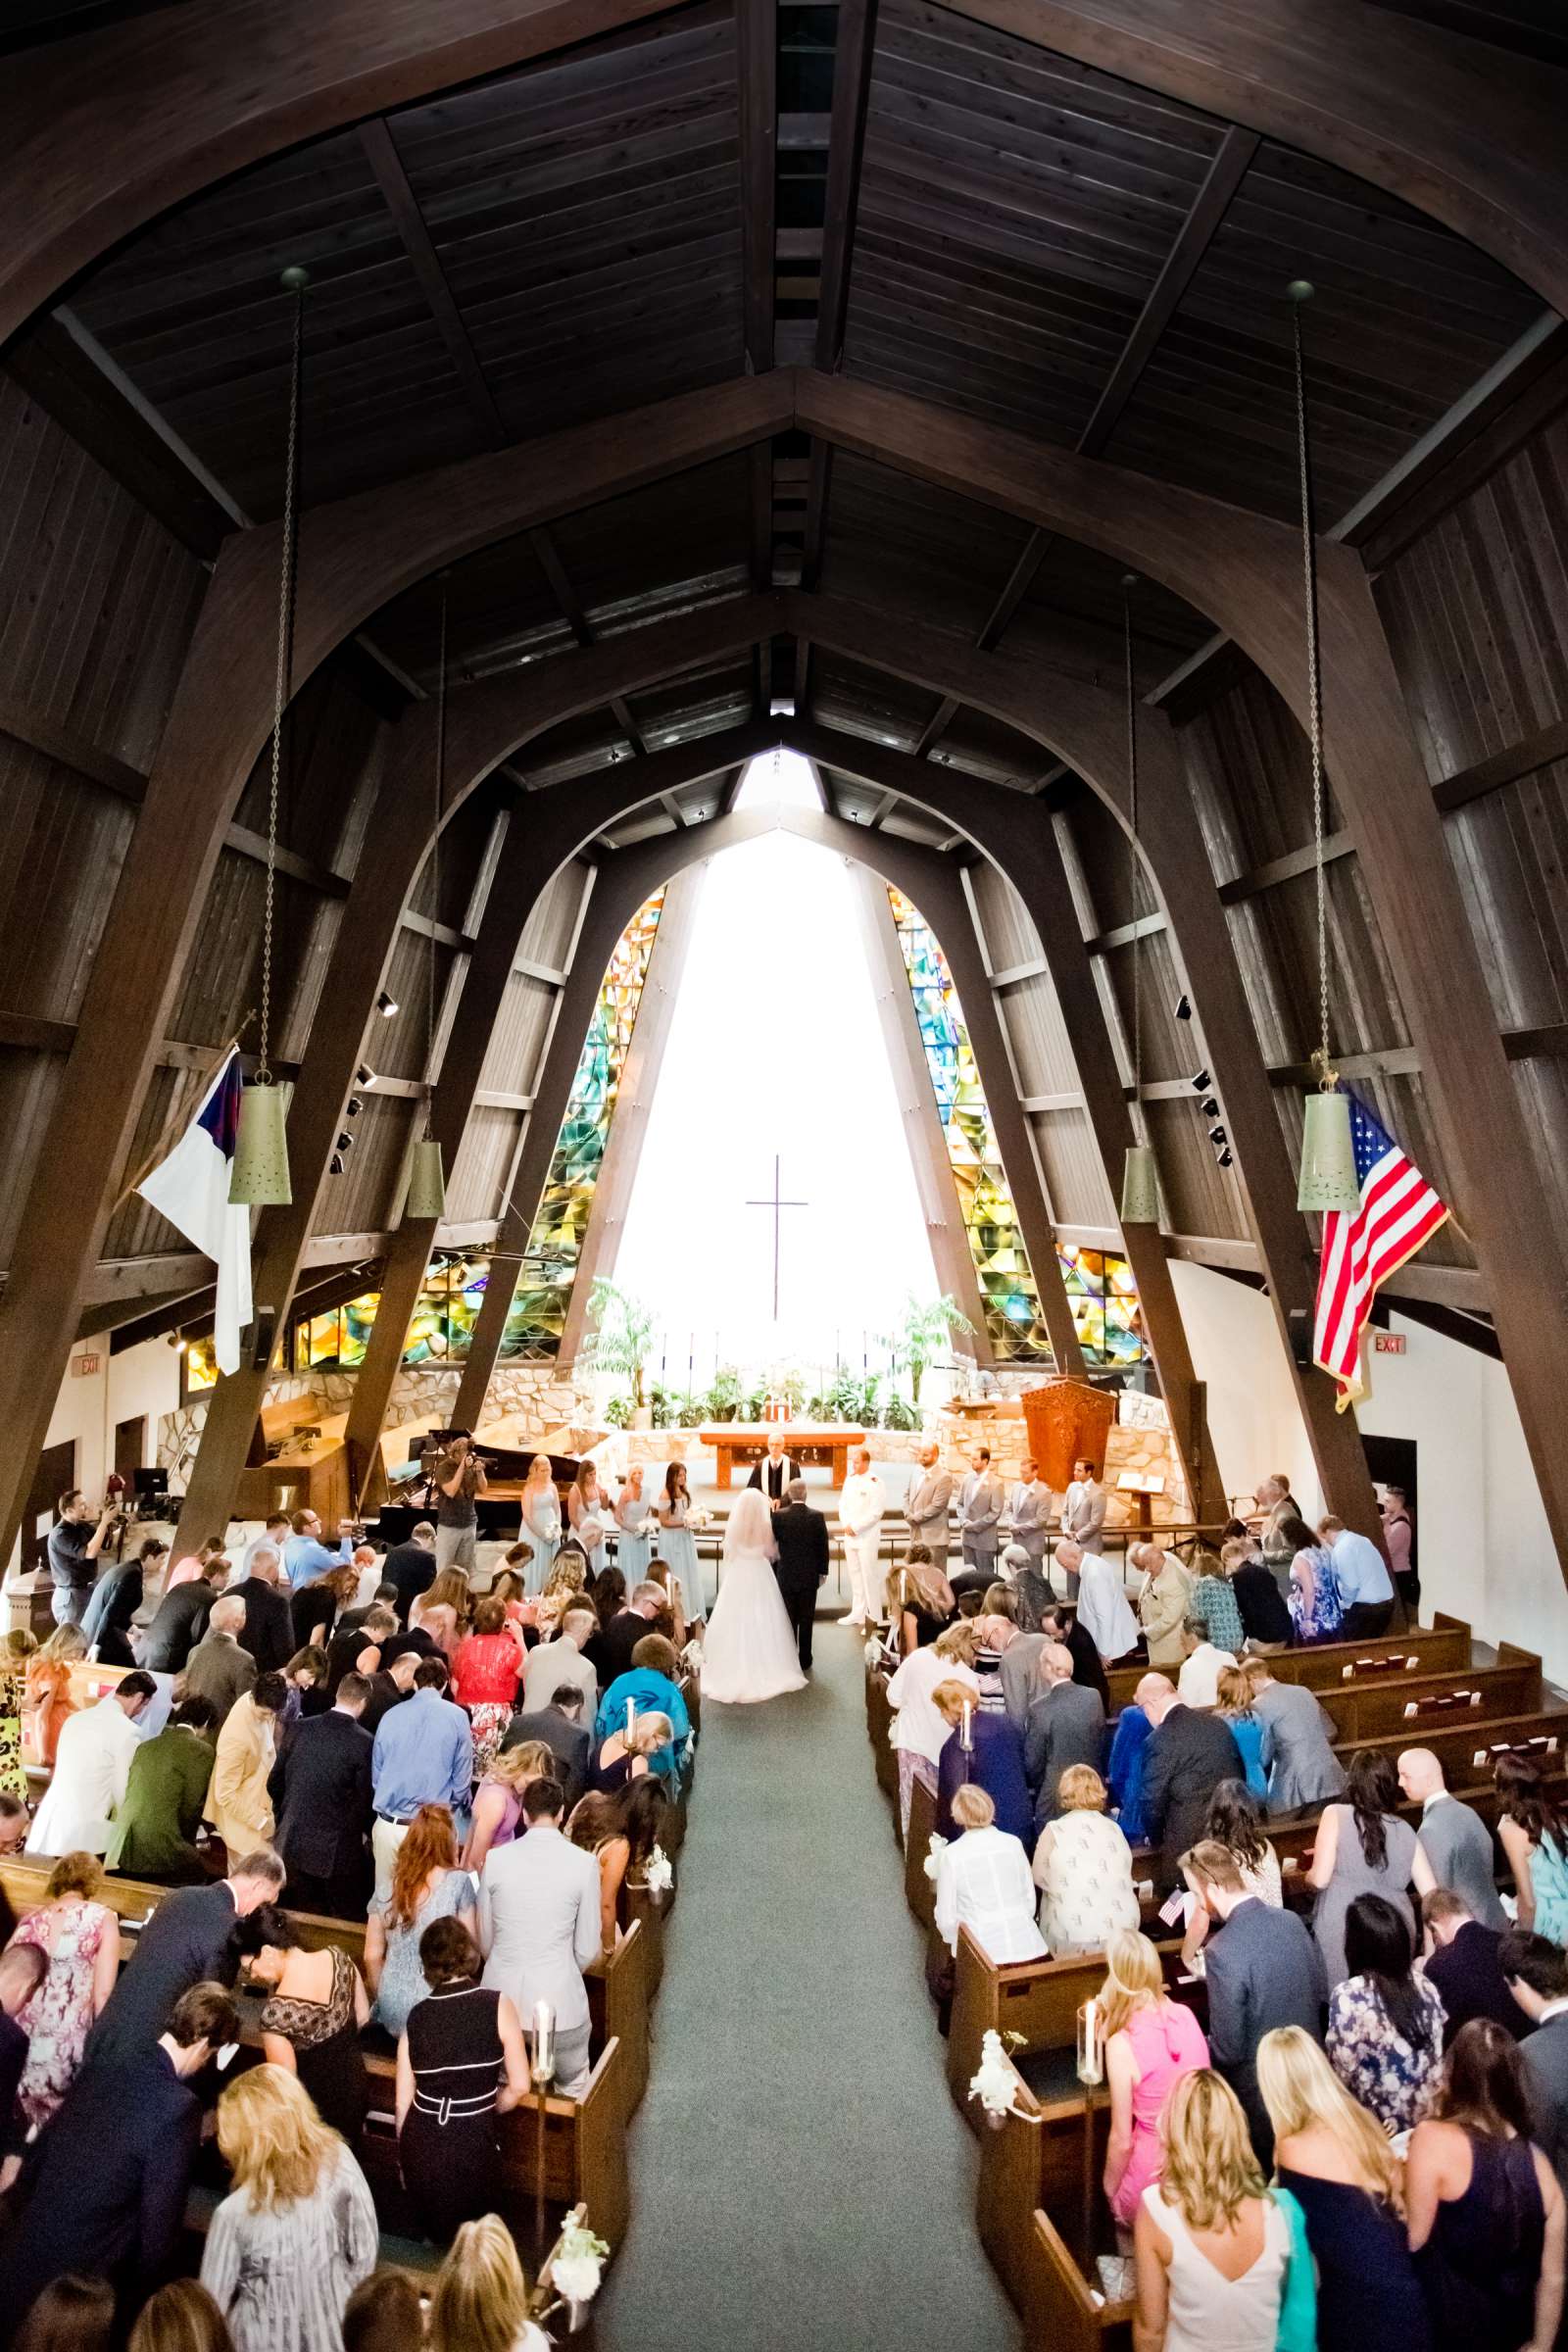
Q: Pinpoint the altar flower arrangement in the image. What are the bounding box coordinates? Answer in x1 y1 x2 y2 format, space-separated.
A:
644 1843 674 1897
923 1832 949 1883
548 2208 611 2307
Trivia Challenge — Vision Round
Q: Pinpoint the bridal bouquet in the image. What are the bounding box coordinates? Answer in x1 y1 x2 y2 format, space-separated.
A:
690 1506 712 1531
638 1516 661 1540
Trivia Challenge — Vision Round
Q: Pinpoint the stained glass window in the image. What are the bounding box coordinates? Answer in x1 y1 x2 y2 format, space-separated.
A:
886 886 1054 1363
496 889 666 1360
1054 1243 1145 1368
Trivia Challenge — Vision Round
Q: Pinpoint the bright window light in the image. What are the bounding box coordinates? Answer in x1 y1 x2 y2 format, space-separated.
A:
731 747 822 812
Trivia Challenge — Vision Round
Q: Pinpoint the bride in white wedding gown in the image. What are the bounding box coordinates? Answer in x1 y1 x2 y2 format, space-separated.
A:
700 1486 808 1704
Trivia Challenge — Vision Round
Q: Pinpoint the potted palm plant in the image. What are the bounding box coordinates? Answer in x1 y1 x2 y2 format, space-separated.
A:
892 1293 975 1414
582 1278 657 1426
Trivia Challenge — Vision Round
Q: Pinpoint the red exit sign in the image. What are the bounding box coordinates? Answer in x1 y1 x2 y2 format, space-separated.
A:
71 1351 101 1377
1373 1332 1407 1355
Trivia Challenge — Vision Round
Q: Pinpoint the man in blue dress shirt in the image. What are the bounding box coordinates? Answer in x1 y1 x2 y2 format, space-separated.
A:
282 1506 357 1593
1320 1514 1396 1639
368 1658 473 1896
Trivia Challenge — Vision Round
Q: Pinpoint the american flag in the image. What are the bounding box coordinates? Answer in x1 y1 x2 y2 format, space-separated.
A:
1312 1090 1448 1410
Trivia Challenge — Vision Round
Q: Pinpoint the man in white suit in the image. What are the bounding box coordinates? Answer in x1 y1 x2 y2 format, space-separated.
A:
479 1775 603 2094
905 1442 954 1572
748 1430 798 1509
839 1447 886 1628
1061 1458 1106 1555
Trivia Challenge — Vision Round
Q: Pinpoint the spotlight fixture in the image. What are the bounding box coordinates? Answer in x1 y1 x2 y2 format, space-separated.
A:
1174 993 1192 1021
1217 1148 1234 1169
1189 1068 1210 1093
329 1152 346 1175
1208 1125 1227 1147
1200 1097 1219 1118
345 1096 363 1118
375 992 398 1019
357 1064 377 1088
336 1132 354 1153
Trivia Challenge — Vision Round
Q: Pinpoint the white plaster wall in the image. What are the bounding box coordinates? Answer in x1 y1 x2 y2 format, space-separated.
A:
1166 1261 1321 1521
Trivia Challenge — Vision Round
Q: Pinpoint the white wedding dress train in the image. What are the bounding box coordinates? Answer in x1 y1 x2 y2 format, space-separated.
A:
701 1544 808 1702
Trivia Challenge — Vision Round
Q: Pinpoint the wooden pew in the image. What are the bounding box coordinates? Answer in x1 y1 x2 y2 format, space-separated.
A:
1016 2206 1133 2352
976 2050 1126 2317
1331 1706 1565 1785
1104 1613 1474 1712
1315 1646 1540 1742
905 1771 940 1937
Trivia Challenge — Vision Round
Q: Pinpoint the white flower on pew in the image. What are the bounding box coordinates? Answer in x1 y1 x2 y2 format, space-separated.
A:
968 2030 1023 2121
923 1833 949 1884
863 1635 884 1665
548 2208 611 2307
681 1638 705 1672
644 1843 674 1898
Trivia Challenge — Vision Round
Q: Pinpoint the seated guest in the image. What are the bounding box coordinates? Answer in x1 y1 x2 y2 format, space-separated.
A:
518 1602 599 1715
428 2214 552 2352
104 1693 218 1882
1183 1838 1327 2165
451 1596 528 1778
501 1687 590 1809
1069 1542 1140 1663
1033 1764 1140 1955
596 1634 692 1785
365 1802 477 2037
1400 1746 1507 1930
27 1674 154 1858
1321 1516 1396 1641
1100 1927 1209 2244
0 1983 240 2335
1215 1661 1268 1801
248 1904 370 2145
462 1740 552 1878
587 1709 671 1795
892 1546 956 1650
1249 1660 1347 1813
1131 2068 1310 2352
1040 1600 1109 1709
1133 1542 1193 1671
270 1671 373 1917
396 1919 529 2243
1495 1753 1568 1945
342 2272 426 2352
85 1852 282 2066
289 1562 358 1656
478 1776 601 2097
1180 1780 1282 1974
886 1622 980 1838
205 1672 286 1859
1175 1615 1235 1710
127 2281 235 2352
9 1851 118 2133
201 2063 378 2352
1424 1886 1531 2042
933 1783 1047 1965
1221 1535 1294 1655
1258 2025 1430 2352
1501 1931 1568 2188
1405 2018 1564 2352
137 1554 229 1676
1281 1513 1342 1644
1140 1674 1245 1893
569 1788 634 1951
1023 1642 1105 1833
369 1658 473 1902
1327 1891 1446 2134
181 1595 257 1725
1308 1748 1434 1989
1187 1549 1246 1658
1107 1696 1154 1844
934 1677 1031 1844
410 1569 470 1663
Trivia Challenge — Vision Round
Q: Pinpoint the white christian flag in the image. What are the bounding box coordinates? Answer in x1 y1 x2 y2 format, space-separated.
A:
137 1050 254 1375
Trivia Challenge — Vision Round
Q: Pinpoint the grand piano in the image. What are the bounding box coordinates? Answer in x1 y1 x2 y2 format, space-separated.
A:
370 1429 581 1547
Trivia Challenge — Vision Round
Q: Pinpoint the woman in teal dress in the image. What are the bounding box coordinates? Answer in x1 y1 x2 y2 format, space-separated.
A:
1496 1752 1568 1945
1217 1661 1269 1804
518 1454 561 1595
655 1462 705 1630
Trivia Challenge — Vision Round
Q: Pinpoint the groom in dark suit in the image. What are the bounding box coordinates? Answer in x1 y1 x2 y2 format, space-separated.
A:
772 1479 828 1671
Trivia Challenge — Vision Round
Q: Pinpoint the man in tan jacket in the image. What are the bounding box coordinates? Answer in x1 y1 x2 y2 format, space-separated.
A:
204 1671 285 1856
1134 1541 1193 1669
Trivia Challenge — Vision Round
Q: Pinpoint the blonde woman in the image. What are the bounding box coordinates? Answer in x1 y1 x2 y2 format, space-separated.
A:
588 1708 671 1796
535 1544 589 1639
462 1739 555 1876
200 2065 377 2352
933 1783 1046 1964
567 1461 608 1574
1257 2025 1428 2352
429 2213 549 2352
23 1624 85 1768
1032 1763 1141 1955
1100 1928 1209 2242
1133 2069 1314 2352
520 1455 561 1593
885 1619 980 1838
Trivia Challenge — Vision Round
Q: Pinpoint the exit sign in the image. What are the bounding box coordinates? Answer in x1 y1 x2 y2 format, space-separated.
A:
71 1351 101 1377
1373 1332 1407 1355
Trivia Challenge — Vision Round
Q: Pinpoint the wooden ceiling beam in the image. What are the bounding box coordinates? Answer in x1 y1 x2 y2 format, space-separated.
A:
359 116 508 449
736 0 777 377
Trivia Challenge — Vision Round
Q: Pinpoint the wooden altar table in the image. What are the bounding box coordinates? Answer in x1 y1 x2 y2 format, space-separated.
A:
699 1423 865 1490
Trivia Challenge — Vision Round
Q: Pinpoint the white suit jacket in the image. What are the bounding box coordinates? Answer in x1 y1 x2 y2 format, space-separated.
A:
479 1824 603 2031
840 1472 886 1540
28 1697 140 1857
934 1826 1048 1960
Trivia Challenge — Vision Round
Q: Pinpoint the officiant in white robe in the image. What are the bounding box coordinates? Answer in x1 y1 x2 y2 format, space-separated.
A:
748 1433 798 1508
838 1448 886 1628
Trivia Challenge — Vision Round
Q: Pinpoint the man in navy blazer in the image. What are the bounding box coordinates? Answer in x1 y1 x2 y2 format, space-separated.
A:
270 1672 374 1917
1186 1838 1327 2165
85 1852 283 2067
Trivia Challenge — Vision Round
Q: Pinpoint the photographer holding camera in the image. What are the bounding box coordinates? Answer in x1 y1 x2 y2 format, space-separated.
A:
46 1489 122 1629
433 1432 488 1574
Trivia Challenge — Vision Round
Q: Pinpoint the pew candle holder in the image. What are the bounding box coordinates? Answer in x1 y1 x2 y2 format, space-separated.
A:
532 2001 557 2251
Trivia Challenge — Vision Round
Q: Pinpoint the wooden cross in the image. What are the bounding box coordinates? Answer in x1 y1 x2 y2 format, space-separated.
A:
746 1153 808 1321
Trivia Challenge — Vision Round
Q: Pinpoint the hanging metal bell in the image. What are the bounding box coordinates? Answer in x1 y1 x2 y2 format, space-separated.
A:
405 1136 447 1221
1119 1143 1160 1226
228 1079 292 1206
1297 1089 1360 1213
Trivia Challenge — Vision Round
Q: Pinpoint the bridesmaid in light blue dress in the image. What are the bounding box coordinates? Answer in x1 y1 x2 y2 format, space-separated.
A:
568 1463 609 1575
519 1454 561 1595
656 1461 706 1628
613 1466 653 1582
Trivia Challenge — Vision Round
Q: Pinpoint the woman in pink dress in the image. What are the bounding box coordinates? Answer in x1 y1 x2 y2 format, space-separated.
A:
1100 1928 1210 2247
11 1850 119 2133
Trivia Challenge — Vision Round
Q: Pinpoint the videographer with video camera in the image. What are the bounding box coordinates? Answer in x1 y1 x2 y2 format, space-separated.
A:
46 1489 123 1630
433 1432 488 1575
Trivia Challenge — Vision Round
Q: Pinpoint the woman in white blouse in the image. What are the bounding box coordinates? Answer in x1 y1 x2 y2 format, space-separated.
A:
933 1783 1048 1964
886 1621 979 1839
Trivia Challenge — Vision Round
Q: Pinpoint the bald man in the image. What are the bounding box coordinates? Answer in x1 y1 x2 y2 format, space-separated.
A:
1400 1747 1507 1929
1022 1642 1104 1833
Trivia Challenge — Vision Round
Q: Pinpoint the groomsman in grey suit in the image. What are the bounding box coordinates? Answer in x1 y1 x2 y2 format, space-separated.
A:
958 1446 1005 1573
1060 1458 1106 1555
905 1442 954 1573
1008 1456 1053 1565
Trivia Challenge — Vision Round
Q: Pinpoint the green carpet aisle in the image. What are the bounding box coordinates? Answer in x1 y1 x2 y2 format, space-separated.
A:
598 1623 1022 2350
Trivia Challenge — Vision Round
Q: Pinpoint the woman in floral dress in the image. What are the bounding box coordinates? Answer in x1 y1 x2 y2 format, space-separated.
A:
12 1851 120 2132
0 1630 31 1797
